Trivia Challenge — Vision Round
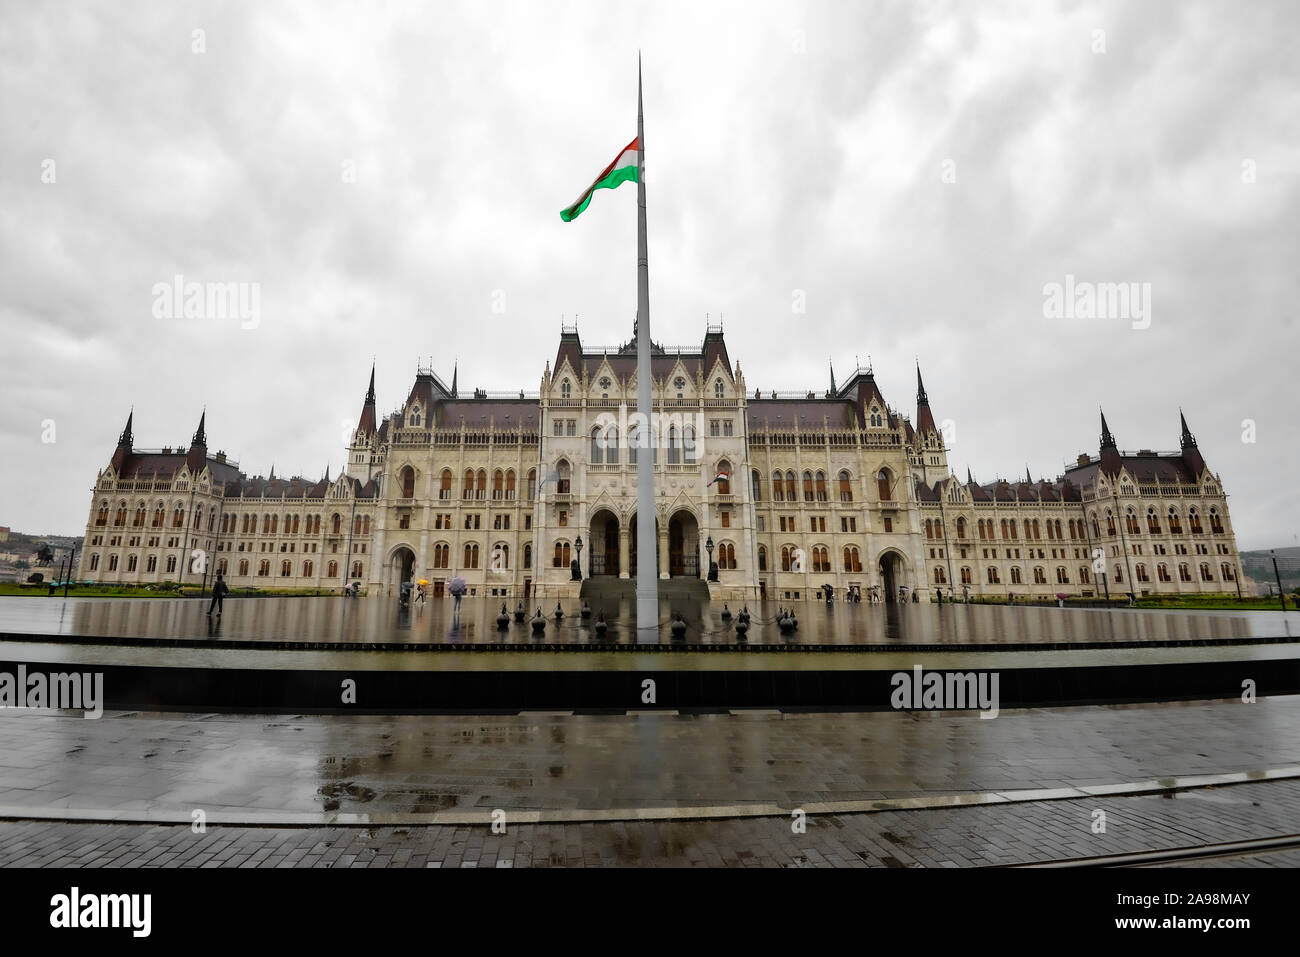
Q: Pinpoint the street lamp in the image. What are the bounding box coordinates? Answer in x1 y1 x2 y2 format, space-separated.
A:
573 535 583 581
705 535 716 582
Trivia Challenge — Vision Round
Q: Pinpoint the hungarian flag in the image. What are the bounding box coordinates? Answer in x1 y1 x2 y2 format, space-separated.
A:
560 137 639 222
708 471 729 487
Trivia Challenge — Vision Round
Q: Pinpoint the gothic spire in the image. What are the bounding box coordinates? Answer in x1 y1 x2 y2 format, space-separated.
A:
118 408 134 448
191 409 206 447
1179 408 1197 449
916 362 929 406
451 359 458 398
365 362 375 405
1099 408 1116 450
829 358 836 394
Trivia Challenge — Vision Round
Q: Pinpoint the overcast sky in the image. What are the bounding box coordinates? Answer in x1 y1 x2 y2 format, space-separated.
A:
1 0 1296 551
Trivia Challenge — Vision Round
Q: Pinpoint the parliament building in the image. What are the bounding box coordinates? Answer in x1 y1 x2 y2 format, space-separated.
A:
78 322 1248 603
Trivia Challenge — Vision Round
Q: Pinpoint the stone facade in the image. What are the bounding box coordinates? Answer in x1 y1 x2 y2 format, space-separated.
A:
77 325 1247 601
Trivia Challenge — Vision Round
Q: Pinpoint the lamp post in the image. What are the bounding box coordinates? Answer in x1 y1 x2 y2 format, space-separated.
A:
573 535 583 581
705 535 715 582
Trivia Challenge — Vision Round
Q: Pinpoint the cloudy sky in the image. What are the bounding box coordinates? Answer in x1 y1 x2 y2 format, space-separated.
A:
2 0 1296 550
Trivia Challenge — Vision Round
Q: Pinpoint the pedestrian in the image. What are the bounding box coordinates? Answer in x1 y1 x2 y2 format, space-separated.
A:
207 572 229 617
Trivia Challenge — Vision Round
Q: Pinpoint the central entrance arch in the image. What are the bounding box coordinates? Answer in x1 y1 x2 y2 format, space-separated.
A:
588 509 619 576
669 510 700 578
878 549 906 602
388 545 416 595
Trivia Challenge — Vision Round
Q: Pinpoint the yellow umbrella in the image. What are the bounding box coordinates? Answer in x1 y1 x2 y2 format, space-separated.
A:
417 579 430 586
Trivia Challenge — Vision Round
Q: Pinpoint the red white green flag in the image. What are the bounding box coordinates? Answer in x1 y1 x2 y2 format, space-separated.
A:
560 137 639 222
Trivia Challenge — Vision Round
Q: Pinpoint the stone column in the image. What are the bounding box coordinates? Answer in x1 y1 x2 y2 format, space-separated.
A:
658 524 670 580
618 527 630 579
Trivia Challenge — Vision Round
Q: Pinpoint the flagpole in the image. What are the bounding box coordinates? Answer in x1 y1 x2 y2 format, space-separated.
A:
635 54 658 636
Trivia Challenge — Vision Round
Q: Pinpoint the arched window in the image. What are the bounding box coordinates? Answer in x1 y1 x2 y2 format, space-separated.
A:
781 546 793 572
716 460 731 494
590 427 604 464
433 543 450 568
523 543 532 569
682 426 695 465
814 471 827 501
1199 562 1213 581
352 561 363 578
492 543 509 571
463 469 475 499
838 470 852 502
843 546 862 572
667 425 680 464
552 541 571 567
555 459 571 494
463 542 480 569
440 470 452 500
476 470 487 499
934 566 946 584
758 545 767 571
877 469 892 501
1080 566 1091 584
400 466 415 498
802 470 814 502
956 517 967 539
772 471 783 501
714 378 724 398
561 379 571 399
606 427 619 465
752 470 762 502
527 469 537 499
493 470 504 499
785 471 796 501
332 513 342 535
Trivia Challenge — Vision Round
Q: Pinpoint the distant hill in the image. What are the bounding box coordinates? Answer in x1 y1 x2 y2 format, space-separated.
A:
1241 547 1300 594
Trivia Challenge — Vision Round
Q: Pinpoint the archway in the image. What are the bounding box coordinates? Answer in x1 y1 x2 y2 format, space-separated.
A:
878 549 906 602
389 545 416 595
589 509 620 576
668 510 700 578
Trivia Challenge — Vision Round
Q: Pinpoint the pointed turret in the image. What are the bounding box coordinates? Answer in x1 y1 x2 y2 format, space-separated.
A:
966 467 973 484
1098 408 1122 476
185 409 208 474
1026 466 1033 484
829 359 836 395
450 360 458 398
111 409 134 472
355 364 377 437
1100 408 1116 450
118 409 134 448
915 363 938 438
1179 409 1206 476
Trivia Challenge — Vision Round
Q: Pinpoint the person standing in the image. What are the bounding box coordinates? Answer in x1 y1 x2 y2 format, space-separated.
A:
208 572 229 617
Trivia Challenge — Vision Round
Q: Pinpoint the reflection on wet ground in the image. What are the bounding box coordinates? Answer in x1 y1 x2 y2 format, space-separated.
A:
0 595 1293 647
2 697 1299 817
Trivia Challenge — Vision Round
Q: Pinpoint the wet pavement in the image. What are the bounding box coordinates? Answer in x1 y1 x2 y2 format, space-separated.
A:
1 595 1294 647
2 776 1298 868
2 696 1299 819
